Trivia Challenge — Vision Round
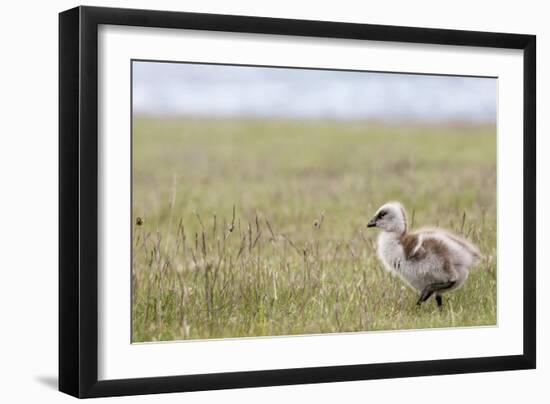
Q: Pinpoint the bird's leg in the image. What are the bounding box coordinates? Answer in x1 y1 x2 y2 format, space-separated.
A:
435 294 443 307
431 281 456 291
417 281 455 306
416 289 434 305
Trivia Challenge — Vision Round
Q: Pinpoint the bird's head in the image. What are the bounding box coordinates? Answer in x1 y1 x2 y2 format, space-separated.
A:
367 202 407 234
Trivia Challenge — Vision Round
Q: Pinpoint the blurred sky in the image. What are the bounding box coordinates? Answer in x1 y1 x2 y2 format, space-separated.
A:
133 61 496 123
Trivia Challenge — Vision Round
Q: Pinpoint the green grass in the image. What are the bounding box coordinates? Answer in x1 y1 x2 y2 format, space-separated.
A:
131 117 497 342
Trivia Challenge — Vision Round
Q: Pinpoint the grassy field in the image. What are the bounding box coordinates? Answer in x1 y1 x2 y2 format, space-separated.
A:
131 117 497 342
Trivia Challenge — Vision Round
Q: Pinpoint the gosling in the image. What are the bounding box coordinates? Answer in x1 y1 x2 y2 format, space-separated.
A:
367 202 481 307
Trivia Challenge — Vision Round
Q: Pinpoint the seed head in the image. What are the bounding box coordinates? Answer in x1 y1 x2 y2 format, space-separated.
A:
313 212 324 229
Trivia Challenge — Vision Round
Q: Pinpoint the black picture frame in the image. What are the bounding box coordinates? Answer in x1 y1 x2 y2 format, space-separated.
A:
59 5 536 398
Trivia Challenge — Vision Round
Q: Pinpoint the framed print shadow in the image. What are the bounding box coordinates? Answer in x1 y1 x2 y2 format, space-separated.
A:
59 6 536 398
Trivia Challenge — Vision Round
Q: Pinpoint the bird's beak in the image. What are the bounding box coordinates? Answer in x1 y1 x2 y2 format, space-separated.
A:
367 217 377 228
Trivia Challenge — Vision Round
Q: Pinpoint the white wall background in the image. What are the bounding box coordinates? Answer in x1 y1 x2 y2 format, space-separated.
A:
0 1 545 402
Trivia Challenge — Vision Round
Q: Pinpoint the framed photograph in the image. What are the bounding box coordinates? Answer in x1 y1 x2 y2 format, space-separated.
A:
59 6 536 398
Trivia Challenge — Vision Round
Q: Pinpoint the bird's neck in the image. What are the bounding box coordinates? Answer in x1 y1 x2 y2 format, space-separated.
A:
382 226 407 237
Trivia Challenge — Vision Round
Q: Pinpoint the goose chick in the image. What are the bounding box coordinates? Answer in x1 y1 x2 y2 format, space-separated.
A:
367 202 481 307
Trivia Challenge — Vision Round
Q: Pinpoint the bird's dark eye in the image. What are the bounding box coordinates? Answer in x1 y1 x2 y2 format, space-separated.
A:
378 210 387 219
